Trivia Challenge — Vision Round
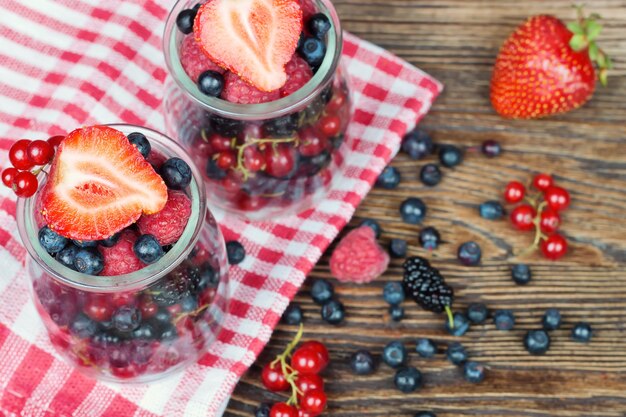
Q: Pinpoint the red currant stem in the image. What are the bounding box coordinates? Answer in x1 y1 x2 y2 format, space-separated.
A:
516 201 548 257
234 136 299 181
172 304 210 324
445 305 454 329
269 324 305 407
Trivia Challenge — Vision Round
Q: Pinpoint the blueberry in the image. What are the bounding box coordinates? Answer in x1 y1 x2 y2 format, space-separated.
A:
467 303 488 324
394 367 422 393
415 413 436 417
134 234 164 264
74 247 104 275
180 295 199 313
457 241 481 266
389 238 407 258
311 279 334 305
196 262 218 290
524 329 551 355
307 13 332 39
198 70 224 97
282 303 303 325
439 145 463 168
419 227 441 250
376 166 401 189
72 239 98 248
383 282 405 305
127 132 151 158
150 308 172 329
350 349 376 375
389 304 405 321
382 341 407 368
262 114 299 138
112 306 142 332
98 232 120 248
38 226 68 254
463 361 486 383
132 323 156 340
400 197 427 224
298 37 326 68
446 342 468 366
493 310 515 331
481 140 502 158
571 322 593 343
56 244 79 270
206 157 227 180
479 201 504 220
175 8 196 34
192 3 202 12
226 241 245 265
159 324 178 341
446 312 471 336
420 164 442 187
511 264 532 285
360 219 382 238
160 157 192 190
69 313 97 338
402 129 433 160
321 299 345 325
415 338 436 358
542 308 562 331
255 403 271 417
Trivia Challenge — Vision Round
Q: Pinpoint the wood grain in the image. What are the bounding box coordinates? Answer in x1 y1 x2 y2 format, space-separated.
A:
226 1 626 416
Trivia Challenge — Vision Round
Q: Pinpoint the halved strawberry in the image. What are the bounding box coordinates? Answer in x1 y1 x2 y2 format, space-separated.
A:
194 0 303 92
41 126 168 241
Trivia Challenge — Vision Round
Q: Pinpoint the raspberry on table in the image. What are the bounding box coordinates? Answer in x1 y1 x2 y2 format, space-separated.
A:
329 226 390 284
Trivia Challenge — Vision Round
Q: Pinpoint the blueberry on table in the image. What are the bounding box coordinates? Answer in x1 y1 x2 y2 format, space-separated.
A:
457 241 481 266
282 303 303 325
360 218 382 238
542 308 562 331
481 140 502 158
420 163 442 187
493 310 516 331
134 234 164 264
524 329 551 355
402 129 433 160
446 342 468 366
400 197 427 224
127 132 151 158
463 361 486 383
467 303 489 324
160 157 192 190
571 322 593 343
511 264 532 285
307 13 332 39
310 279 334 305
419 226 441 250
175 8 196 34
389 238 408 258
446 312 471 336
382 341 407 368
394 367 423 393
439 145 463 168
255 403 271 417
376 166 401 189
226 241 246 265
415 338 437 358
74 247 104 275
38 226 68 254
389 304 405 321
198 70 224 97
479 201 505 220
415 412 436 417
383 281 405 305
321 299 345 325
350 349 376 375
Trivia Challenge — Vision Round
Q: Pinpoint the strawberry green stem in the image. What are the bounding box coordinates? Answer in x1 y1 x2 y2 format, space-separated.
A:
568 4 611 85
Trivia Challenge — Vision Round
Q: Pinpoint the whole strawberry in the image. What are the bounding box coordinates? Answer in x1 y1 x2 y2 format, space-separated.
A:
491 8 611 119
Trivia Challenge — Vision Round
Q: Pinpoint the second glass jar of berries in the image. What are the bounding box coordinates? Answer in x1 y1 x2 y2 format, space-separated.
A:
163 0 352 220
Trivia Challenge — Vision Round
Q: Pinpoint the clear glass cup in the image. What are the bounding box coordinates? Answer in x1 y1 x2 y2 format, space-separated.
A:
163 0 352 220
16 125 229 383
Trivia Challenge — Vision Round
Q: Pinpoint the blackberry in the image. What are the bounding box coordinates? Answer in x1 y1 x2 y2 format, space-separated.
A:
210 115 243 137
151 265 196 306
402 256 454 326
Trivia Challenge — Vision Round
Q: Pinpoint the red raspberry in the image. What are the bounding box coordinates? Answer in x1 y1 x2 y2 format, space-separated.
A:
330 226 390 284
221 72 280 104
99 229 144 276
299 0 317 20
180 35 224 82
280 56 313 97
137 190 192 245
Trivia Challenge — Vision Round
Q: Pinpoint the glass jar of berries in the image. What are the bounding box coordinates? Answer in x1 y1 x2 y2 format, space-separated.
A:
163 0 352 220
15 125 229 383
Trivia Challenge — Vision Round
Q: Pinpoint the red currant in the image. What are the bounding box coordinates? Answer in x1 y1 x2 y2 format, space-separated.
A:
261 362 289 392
216 151 236 170
541 234 568 260
510 204 536 231
318 115 341 137
13 171 38 198
110 292 136 308
265 145 296 178
2 167 19 188
326 90 346 113
236 193 267 211
83 297 113 322
300 389 327 415
291 347 325 375
27 140 54 165
9 139 34 170
298 341 329 369
297 410 314 417
539 208 561 233
210 134 232 152
298 128 327 157
243 146 263 172
544 186 570 211
532 173 553 191
270 403 298 417
47 135 65 148
139 297 158 319
504 181 525 204
295 373 324 397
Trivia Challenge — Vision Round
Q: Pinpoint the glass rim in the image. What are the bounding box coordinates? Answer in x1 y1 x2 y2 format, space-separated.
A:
16 124 207 293
162 0 344 121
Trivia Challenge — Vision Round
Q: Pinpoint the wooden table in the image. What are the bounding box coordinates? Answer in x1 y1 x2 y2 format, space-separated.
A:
226 1 626 415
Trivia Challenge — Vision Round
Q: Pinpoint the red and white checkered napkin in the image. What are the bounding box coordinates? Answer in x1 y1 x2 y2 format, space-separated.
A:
0 1 441 415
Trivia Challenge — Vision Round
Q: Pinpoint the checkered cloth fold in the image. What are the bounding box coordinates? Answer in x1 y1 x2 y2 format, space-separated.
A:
0 1 441 415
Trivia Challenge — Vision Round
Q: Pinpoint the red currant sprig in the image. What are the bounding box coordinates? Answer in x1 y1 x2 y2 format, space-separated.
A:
504 173 570 260
2 135 62 198
261 325 329 417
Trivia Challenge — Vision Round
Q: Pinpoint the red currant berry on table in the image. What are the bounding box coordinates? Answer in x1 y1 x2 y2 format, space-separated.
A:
544 186 570 211
504 181 525 204
261 362 289 392
297 409 314 417
541 234 568 260
510 204 536 231
47 135 65 148
318 114 341 137
295 373 325 397
270 403 298 417
291 347 326 375
27 140 54 165
12 171 38 198
298 340 329 370
1 167 19 188
540 208 561 233
300 389 327 415
532 173 553 192
9 139 34 170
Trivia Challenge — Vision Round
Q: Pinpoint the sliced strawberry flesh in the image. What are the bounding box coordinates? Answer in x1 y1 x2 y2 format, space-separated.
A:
41 126 168 241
